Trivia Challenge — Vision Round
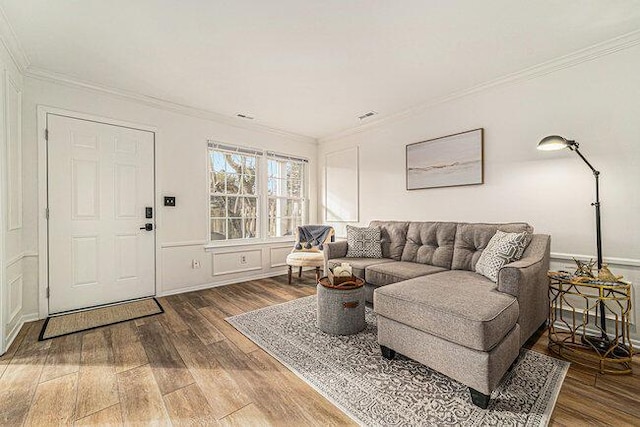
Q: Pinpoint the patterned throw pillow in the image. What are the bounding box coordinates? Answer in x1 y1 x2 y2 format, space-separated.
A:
346 225 383 258
475 230 531 282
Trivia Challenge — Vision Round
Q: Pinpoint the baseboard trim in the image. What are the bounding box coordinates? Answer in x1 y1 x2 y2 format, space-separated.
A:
3 312 39 355
552 320 640 349
159 267 306 297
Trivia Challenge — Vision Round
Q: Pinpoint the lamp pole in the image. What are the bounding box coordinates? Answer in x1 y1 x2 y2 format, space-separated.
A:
568 142 609 345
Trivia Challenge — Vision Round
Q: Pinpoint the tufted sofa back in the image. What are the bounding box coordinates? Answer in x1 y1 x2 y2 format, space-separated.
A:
368 220 533 271
369 221 410 261
450 222 533 271
400 222 457 268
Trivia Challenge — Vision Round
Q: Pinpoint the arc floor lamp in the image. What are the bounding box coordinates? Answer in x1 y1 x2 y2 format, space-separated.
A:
537 135 612 351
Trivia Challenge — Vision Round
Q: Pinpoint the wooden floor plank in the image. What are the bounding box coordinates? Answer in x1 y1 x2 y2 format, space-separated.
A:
107 322 148 374
74 404 123 426
197 306 258 353
117 364 171 426
137 321 195 395
0 320 51 425
0 321 31 380
218 403 273 427
75 329 119 420
162 383 219 426
1 274 638 427
170 299 225 345
40 333 82 383
24 372 78 426
170 329 251 420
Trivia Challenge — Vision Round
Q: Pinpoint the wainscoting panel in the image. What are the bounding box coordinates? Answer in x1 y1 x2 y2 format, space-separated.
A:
270 245 293 268
212 249 262 276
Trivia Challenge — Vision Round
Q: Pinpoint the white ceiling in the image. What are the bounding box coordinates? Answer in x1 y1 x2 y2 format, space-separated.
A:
2 1 640 139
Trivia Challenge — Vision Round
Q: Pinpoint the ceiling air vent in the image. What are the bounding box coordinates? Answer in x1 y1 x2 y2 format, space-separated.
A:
357 111 378 120
236 113 254 120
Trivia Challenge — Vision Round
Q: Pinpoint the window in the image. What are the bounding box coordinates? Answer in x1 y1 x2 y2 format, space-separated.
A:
208 142 307 243
209 144 260 241
267 154 306 237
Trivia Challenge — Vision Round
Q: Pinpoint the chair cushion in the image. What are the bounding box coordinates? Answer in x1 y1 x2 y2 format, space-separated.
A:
374 271 519 351
366 261 446 287
400 222 457 269
451 222 533 271
328 257 393 281
286 252 325 267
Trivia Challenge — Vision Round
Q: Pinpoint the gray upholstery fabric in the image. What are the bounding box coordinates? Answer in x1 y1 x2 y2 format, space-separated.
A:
366 262 446 287
400 222 457 269
317 283 365 335
377 316 521 395
498 234 551 345
451 222 533 271
327 257 393 281
369 221 410 260
325 240 348 259
374 271 518 351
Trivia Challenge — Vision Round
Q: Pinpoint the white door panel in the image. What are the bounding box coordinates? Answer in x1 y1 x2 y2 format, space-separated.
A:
48 114 155 313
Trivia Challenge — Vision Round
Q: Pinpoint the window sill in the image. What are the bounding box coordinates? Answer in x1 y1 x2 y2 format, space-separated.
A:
204 238 295 251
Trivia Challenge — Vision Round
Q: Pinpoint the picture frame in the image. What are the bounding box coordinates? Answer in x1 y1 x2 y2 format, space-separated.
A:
406 128 484 190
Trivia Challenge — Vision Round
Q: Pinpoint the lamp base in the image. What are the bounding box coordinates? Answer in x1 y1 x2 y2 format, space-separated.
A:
581 335 631 358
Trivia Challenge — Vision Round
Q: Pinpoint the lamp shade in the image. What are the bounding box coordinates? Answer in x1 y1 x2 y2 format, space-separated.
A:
537 135 571 151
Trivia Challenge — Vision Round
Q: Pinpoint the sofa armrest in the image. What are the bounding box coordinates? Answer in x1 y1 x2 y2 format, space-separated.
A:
324 240 348 260
497 234 551 344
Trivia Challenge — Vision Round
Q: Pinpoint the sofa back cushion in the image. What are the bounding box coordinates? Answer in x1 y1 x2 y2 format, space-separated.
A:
400 222 457 269
369 221 410 260
451 222 533 271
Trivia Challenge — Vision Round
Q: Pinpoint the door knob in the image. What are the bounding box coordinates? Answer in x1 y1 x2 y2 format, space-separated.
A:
140 223 153 231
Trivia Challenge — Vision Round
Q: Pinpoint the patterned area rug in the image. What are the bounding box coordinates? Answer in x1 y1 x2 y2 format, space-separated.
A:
227 296 569 427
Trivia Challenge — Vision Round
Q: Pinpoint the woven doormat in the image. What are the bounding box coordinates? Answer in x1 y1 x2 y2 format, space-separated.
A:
39 298 164 340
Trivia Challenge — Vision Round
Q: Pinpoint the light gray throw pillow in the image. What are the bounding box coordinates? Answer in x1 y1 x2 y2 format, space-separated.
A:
475 230 531 282
346 225 383 258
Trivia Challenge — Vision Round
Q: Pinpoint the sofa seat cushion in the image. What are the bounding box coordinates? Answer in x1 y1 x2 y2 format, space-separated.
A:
373 271 519 351
366 262 446 287
328 257 393 281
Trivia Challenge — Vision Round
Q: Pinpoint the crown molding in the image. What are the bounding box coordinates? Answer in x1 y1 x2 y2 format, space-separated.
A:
0 6 30 72
319 29 640 144
23 66 317 145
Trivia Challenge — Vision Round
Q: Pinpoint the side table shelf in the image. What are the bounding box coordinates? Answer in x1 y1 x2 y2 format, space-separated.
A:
548 272 635 374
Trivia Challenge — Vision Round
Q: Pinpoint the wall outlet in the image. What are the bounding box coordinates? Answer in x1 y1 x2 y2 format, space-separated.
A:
239 254 247 265
191 259 201 269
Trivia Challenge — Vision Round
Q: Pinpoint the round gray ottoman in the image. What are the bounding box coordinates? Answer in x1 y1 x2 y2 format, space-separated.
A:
316 277 365 335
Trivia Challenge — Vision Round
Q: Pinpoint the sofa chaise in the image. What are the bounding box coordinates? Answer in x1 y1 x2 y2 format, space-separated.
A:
325 221 550 408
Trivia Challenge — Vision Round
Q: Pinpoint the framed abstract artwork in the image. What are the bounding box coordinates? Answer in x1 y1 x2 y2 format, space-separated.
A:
406 128 483 190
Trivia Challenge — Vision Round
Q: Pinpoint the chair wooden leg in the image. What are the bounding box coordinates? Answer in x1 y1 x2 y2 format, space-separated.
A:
315 266 320 283
288 265 292 284
298 266 302 278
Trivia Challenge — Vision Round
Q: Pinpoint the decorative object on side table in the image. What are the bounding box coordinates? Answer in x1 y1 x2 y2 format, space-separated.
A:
537 135 614 353
547 270 634 374
317 276 365 336
328 262 354 286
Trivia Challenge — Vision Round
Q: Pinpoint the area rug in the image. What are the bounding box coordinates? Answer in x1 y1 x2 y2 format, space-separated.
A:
39 297 164 340
227 295 569 427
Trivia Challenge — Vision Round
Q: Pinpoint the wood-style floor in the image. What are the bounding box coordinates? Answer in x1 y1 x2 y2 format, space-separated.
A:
0 272 638 426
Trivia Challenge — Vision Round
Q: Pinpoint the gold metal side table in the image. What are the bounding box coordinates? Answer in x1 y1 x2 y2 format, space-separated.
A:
548 271 635 374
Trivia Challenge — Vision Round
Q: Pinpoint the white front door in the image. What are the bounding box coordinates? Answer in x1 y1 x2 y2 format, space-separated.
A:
47 114 156 313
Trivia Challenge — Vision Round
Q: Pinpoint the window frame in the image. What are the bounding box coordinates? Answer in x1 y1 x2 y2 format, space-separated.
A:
206 141 309 247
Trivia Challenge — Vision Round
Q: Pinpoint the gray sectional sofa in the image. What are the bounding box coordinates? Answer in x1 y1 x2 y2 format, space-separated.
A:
325 220 550 408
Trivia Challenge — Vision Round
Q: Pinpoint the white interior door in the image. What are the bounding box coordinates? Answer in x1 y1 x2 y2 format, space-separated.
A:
47 114 155 313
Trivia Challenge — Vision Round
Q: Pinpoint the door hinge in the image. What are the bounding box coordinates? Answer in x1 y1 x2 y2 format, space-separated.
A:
45 129 49 141
45 208 49 220
46 287 50 298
